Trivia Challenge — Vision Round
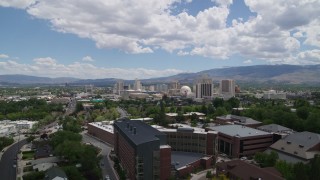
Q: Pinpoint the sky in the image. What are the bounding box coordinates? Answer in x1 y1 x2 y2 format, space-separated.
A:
0 0 319 79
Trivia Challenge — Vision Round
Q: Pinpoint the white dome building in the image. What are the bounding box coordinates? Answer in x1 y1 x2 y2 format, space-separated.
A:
180 86 192 97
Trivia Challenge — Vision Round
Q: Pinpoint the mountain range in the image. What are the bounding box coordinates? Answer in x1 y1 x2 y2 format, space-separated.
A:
0 64 320 86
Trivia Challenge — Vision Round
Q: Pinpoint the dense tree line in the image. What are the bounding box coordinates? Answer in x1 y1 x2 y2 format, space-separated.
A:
49 130 101 180
0 136 14 151
241 99 320 133
0 98 63 120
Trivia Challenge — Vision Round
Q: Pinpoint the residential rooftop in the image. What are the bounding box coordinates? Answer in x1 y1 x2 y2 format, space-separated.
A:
257 124 293 133
269 131 320 162
217 114 262 125
217 160 284 180
208 125 270 137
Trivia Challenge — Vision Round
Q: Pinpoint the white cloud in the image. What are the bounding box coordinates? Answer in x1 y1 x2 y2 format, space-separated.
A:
243 59 252 64
0 0 35 9
0 57 183 79
82 56 94 62
296 49 320 64
0 0 319 64
212 0 233 7
0 54 9 59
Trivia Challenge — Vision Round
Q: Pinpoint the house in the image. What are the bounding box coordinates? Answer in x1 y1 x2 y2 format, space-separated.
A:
216 160 284 180
45 167 68 180
266 131 320 163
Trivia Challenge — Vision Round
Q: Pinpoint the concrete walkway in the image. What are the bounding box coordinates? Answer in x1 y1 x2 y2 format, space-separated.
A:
191 168 216 180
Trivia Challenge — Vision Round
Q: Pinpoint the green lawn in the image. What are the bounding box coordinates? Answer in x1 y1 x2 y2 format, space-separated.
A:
22 151 35 160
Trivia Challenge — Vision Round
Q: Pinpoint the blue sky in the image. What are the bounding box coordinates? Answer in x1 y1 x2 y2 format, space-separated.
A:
0 0 319 79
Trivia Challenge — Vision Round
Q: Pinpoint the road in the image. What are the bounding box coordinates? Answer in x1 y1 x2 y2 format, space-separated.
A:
0 139 27 180
81 132 118 180
65 97 76 115
117 107 128 118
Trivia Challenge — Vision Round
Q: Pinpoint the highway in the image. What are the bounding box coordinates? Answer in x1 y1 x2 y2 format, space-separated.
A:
81 132 118 180
0 139 27 180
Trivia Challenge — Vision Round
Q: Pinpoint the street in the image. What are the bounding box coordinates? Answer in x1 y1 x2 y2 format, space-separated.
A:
117 107 128 118
81 132 118 180
0 139 27 180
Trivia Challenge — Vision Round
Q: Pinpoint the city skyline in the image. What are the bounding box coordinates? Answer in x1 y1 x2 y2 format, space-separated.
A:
0 0 319 79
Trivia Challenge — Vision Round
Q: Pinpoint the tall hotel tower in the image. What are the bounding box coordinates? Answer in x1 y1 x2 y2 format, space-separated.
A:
194 75 213 99
220 79 235 99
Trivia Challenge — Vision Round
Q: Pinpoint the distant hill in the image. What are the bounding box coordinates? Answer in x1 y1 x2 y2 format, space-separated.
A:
0 75 79 85
0 64 320 86
144 64 320 85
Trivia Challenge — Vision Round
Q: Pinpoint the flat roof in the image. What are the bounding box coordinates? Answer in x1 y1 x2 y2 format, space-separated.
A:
209 125 270 137
114 119 166 145
171 151 205 169
88 122 114 133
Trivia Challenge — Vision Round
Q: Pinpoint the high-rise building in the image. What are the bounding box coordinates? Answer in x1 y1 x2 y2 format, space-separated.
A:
114 80 124 95
133 78 142 91
220 79 235 99
156 84 168 93
194 75 213 99
114 119 171 180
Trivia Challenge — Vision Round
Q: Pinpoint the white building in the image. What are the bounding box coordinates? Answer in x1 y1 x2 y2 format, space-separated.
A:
114 80 125 95
0 124 16 137
133 78 142 91
194 75 213 99
15 120 38 130
263 90 286 99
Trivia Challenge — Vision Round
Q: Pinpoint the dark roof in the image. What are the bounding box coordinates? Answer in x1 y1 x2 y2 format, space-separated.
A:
171 151 204 169
216 160 284 180
33 141 53 159
269 131 320 160
45 167 67 180
114 119 166 145
284 131 320 149
217 115 262 125
257 124 293 133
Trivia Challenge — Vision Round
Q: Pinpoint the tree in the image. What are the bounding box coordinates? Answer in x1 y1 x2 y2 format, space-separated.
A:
63 116 82 133
215 107 227 116
254 151 278 167
22 171 45 180
309 154 320 180
296 106 310 120
275 160 293 180
63 166 85 180
50 130 82 148
206 171 213 178
0 137 14 151
201 104 208 114
293 162 309 180
226 97 240 109
176 111 185 123
213 98 224 108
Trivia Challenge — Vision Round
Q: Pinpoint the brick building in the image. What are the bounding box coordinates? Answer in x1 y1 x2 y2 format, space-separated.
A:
159 127 218 155
114 119 171 180
208 125 273 158
87 121 114 145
